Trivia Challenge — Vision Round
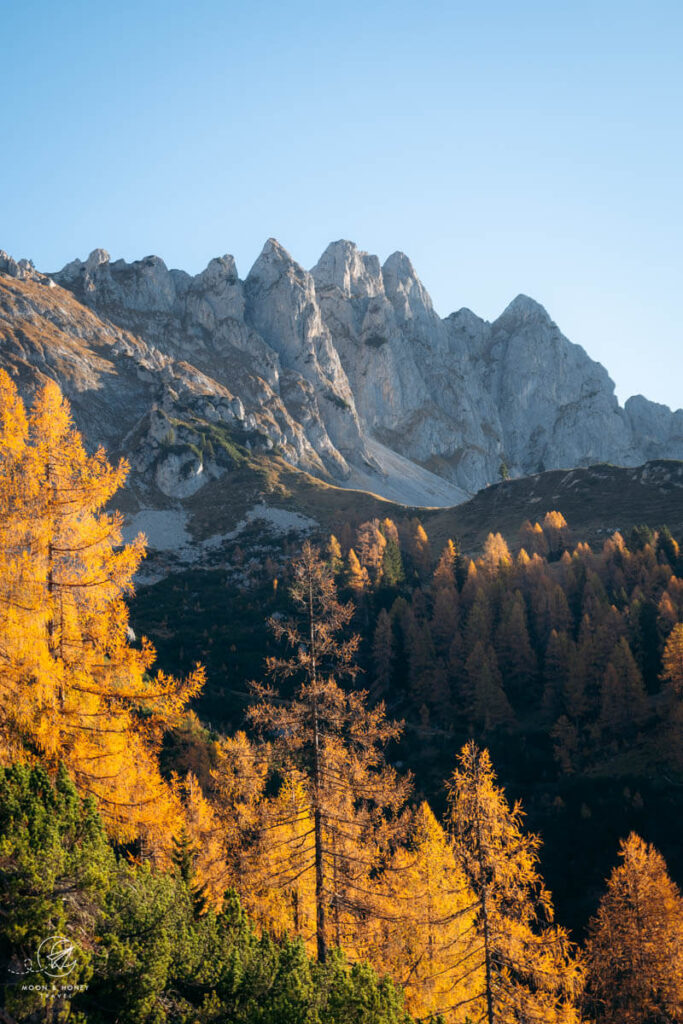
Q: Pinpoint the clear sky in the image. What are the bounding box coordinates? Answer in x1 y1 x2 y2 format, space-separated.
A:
2 0 682 411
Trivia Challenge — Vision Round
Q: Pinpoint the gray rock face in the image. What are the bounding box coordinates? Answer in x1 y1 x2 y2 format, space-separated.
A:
0 249 54 287
482 296 636 475
244 239 370 474
624 395 683 460
312 243 682 490
312 241 495 494
6 236 672 503
53 246 347 480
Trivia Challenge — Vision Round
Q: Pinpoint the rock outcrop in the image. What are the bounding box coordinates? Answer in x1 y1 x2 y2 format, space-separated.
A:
0 239 678 509
310 240 682 493
52 245 356 481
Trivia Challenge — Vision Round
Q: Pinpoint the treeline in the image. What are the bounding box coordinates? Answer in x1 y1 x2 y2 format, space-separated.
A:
310 512 683 936
1 373 682 1024
207 544 582 1022
316 512 683 778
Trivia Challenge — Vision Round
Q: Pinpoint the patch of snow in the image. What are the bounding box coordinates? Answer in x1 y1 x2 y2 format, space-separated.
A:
199 533 227 550
124 503 316 583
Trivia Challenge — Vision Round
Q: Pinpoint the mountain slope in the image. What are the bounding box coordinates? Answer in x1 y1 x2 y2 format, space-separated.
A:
423 459 683 554
1 240 681 517
5 260 679 579
51 238 683 496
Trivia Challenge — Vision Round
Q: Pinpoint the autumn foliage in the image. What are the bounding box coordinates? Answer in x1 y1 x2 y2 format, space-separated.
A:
447 743 583 1023
0 371 205 861
1 374 682 1024
210 545 587 1021
585 832 683 1023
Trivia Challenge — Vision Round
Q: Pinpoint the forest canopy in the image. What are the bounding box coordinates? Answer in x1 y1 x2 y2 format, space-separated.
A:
1 375 682 1024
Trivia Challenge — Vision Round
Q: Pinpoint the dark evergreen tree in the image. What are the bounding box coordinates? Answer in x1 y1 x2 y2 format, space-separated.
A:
0 764 415 1024
172 825 208 916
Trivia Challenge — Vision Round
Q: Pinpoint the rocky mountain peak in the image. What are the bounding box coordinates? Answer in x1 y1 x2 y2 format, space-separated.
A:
493 294 554 331
446 306 486 330
245 238 309 291
58 247 109 276
245 239 311 308
381 250 436 323
195 255 239 288
624 394 683 450
0 250 20 276
311 240 383 298
382 250 416 282
0 250 50 285
3 239 681 507
86 247 111 270
262 237 287 257
54 249 181 312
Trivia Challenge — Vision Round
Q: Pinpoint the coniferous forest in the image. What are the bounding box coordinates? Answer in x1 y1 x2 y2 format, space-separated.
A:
1 373 682 1023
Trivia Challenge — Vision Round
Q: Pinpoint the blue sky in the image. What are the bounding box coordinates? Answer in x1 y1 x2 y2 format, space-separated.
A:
2 0 682 410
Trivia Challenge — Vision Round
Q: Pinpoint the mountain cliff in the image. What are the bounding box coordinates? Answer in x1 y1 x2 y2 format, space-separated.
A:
1 240 681 513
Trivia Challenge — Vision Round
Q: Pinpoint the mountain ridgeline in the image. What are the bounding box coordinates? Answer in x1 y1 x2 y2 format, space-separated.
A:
1 241 681 511
1 302 683 1023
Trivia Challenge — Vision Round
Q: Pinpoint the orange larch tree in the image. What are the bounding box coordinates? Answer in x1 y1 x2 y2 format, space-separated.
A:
447 741 584 1024
0 372 204 856
244 542 411 962
585 832 683 1024
370 801 481 1023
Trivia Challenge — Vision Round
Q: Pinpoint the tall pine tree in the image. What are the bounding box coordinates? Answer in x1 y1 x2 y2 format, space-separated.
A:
246 543 411 961
585 832 683 1024
0 373 204 854
446 742 583 1024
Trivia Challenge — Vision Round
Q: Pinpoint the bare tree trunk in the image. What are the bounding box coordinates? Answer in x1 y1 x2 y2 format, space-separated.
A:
481 886 495 1024
292 887 301 934
314 801 327 962
309 568 328 963
290 782 301 934
332 829 341 948
45 459 62 706
474 757 495 1024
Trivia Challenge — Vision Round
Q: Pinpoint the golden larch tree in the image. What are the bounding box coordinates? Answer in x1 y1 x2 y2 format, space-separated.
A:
661 622 683 695
543 510 570 556
447 741 584 1024
211 729 270 884
370 801 482 1022
659 623 683 770
406 519 431 579
355 518 387 584
245 542 411 961
0 372 204 855
346 547 369 592
177 770 230 904
326 533 343 575
585 832 683 1024
433 539 459 588
480 532 512 574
